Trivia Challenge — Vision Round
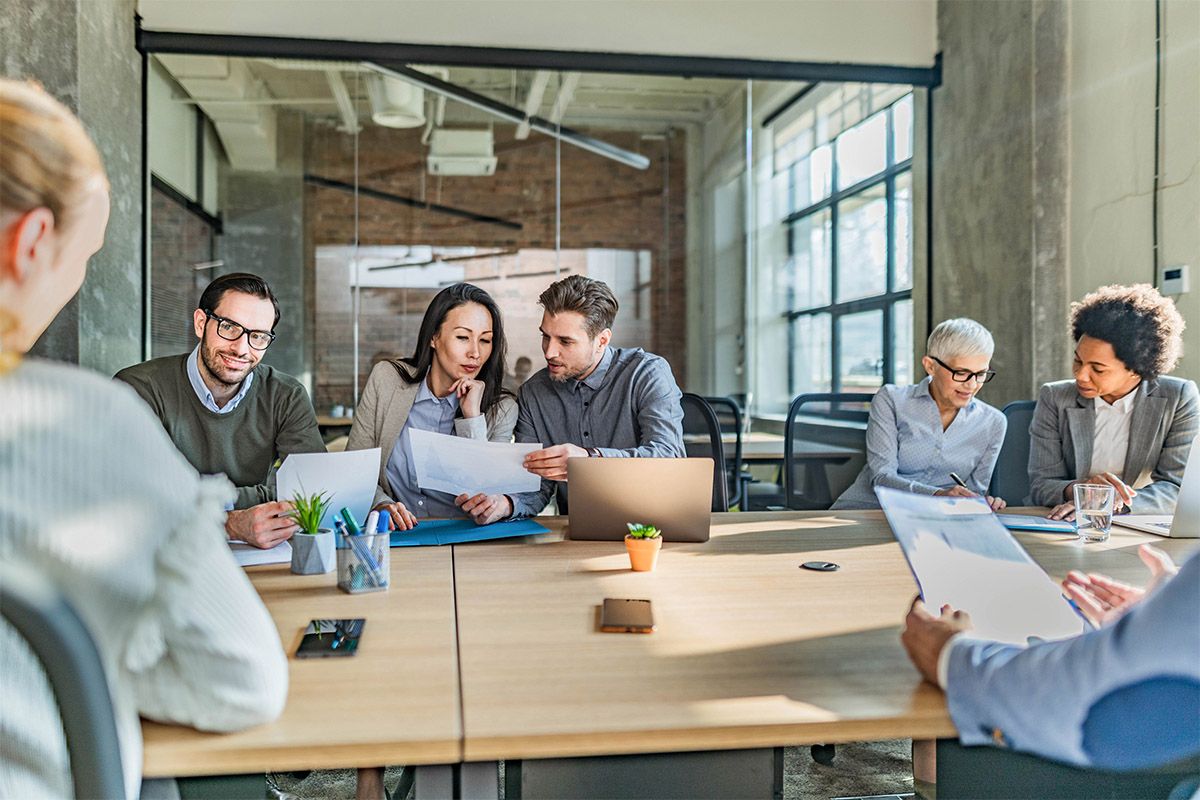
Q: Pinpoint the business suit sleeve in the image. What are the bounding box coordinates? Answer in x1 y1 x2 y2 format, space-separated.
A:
944 553 1200 768
234 382 325 509
1131 379 1199 515
594 359 685 459
968 412 1007 496
347 366 395 507
509 390 556 517
1028 383 1072 506
864 389 940 495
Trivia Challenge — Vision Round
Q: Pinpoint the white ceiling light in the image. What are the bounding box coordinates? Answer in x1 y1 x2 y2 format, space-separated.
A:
365 74 425 128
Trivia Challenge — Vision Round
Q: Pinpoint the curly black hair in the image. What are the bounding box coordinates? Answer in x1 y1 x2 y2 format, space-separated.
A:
1070 284 1186 380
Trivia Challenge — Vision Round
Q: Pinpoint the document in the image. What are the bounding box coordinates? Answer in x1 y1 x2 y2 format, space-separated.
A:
409 429 542 496
277 448 380 531
228 539 292 567
877 487 1087 645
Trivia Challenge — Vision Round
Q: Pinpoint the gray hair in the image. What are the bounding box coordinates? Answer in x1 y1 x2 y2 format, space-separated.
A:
926 318 995 360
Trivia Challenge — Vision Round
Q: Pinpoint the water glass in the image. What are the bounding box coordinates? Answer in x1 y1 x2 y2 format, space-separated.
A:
1073 483 1114 543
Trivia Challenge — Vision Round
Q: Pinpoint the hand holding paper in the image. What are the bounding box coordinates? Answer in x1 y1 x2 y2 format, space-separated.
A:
409 429 541 496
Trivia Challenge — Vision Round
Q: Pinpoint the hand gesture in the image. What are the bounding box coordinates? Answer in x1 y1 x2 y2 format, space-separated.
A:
450 377 487 419
986 495 1007 511
1080 472 1137 511
375 501 418 531
901 598 974 685
455 493 513 526
523 443 590 481
1062 544 1178 626
225 501 297 549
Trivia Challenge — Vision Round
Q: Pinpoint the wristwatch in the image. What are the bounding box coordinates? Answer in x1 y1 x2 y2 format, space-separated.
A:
586 447 602 458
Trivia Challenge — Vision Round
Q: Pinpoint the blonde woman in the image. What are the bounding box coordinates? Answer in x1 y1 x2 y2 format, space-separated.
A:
0 79 286 799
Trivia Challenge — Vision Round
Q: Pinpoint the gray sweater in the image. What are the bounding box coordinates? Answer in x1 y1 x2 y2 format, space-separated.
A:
116 353 325 509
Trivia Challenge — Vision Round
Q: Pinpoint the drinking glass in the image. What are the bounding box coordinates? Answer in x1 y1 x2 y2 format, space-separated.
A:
1073 483 1114 543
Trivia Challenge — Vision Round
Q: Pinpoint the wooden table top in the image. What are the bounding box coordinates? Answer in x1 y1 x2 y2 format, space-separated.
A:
141 548 461 777
452 510 1198 762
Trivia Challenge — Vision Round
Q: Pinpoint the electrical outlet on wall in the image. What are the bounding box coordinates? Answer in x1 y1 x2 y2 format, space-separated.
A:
1159 264 1190 296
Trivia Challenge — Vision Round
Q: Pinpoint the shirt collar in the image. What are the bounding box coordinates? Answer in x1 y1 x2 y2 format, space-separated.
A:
575 346 615 391
187 344 254 413
417 375 460 410
1095 387 1138 415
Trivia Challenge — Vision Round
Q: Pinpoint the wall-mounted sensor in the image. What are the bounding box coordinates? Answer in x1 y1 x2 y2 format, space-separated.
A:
1159 264 1189 296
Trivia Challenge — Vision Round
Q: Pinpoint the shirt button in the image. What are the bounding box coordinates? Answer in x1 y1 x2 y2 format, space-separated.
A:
584 432 590 437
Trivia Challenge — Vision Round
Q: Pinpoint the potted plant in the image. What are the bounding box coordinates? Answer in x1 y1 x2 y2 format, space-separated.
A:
289 490 335 575
625 523 662 572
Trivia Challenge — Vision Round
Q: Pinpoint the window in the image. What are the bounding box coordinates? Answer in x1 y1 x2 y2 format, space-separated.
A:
778 92 913 398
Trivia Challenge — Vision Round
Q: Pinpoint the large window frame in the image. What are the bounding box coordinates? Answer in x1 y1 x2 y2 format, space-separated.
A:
780 94 913 396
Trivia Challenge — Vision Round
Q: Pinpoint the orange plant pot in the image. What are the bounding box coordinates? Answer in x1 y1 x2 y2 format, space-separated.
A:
625 535 662 572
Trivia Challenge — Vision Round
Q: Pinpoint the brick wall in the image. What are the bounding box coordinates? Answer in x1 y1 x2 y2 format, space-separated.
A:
305 120 687 411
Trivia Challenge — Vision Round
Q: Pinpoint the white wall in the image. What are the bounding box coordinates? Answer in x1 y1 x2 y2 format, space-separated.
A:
1068 0 1200 380
138 0 937 68
148 58 197 199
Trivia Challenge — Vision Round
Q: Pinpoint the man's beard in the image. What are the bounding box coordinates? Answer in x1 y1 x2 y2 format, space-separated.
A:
547 361 586 383
200 337 254 388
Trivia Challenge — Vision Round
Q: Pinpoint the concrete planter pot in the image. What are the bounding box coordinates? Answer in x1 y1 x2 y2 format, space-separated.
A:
291 529 335 575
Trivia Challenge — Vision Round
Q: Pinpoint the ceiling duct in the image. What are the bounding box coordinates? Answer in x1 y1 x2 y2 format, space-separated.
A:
427 129 498 176
365 74 425 128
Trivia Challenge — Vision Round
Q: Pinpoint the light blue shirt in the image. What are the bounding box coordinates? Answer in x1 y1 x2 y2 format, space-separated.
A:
186 345 254 414
831 377 1007 509
384 379 464 518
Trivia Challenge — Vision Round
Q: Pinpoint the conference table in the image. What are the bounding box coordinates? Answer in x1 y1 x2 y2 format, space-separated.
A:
141 511 1198 798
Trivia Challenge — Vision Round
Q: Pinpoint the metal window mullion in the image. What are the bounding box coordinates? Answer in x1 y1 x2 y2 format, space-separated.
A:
782 157 912 226
829 140 840 394
785 288 911 319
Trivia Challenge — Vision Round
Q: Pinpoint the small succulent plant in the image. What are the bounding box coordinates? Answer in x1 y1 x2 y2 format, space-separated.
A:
625 522 661 540
290 489 332 536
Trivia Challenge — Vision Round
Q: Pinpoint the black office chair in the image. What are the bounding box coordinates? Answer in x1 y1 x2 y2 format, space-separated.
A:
681 393 729 512
1 565 125 800
988 400 1038 505
782 393 873 510
703 395 749 510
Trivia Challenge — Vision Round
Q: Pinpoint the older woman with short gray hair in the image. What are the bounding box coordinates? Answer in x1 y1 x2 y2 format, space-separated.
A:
832 317 1009 509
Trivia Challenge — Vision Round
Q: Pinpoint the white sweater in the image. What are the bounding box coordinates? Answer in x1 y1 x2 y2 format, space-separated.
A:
0 359 288 799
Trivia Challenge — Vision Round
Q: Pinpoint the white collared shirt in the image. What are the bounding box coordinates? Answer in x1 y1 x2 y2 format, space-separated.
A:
1090 387 1137 476
186 344 254 414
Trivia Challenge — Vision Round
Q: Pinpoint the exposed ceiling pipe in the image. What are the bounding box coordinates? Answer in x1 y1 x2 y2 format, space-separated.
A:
515 70 551 140
548 72 581 125
324 70 361 133
364 62 650 171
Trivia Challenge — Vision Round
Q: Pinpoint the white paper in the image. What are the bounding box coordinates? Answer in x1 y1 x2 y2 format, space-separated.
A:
228 540 292 567
409 429 542 496
876 487 1087 645
277 448 380 531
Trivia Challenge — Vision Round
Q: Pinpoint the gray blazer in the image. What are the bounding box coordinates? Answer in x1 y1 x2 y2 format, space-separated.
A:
1027 376 1199 513
346 361 518 505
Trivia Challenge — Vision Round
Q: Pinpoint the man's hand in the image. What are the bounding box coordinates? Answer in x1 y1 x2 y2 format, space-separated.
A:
1062 544 1178 626
523 443 590 481
935 486 976 498
375 501 418 531
455 493 513 526
1047 501 1076 521
901 598 973 685
450 377 487 419
225 501 296 549
987 495 1007 511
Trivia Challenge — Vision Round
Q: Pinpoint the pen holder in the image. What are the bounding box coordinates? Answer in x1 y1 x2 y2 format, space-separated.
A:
337 532 390 594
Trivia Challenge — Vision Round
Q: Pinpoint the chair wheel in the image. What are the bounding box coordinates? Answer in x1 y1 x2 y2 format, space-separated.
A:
811 743 836 765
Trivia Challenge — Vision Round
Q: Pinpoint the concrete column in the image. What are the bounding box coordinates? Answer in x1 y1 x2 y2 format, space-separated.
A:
932 0 1071 407
1 0 143 374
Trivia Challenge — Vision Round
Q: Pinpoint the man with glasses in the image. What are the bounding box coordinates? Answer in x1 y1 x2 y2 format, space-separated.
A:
117 273 324 548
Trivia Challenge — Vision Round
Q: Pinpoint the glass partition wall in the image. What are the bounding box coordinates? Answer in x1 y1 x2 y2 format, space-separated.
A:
146 54 919 423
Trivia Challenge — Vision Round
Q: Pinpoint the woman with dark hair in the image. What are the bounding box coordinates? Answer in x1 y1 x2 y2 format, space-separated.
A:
347 283 517 530
1030 284 1197 519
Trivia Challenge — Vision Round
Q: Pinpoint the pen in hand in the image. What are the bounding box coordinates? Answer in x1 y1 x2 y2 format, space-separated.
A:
949 473 969 490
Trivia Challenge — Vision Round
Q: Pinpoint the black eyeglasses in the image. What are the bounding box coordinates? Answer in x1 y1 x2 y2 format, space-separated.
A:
203 310 276 351
931 356 996 384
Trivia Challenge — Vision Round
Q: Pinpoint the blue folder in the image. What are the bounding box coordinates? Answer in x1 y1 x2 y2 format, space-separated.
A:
998 513 1077 534
389 518 551 547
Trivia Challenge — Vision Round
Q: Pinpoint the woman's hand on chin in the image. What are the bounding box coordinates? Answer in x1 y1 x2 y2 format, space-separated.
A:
450 377 487 417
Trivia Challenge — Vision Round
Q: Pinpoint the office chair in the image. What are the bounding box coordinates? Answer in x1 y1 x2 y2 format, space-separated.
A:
1 564 125 800
988 400 1038 504
776 393 873 510
681 393 729 512
703 395 749 510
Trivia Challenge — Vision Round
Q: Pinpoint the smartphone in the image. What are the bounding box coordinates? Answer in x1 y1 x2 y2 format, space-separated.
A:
600 598 655 633
294 618 366 658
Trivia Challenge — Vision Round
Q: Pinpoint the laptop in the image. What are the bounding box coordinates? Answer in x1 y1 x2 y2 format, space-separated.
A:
567 458 714 542
1112 436 1200 538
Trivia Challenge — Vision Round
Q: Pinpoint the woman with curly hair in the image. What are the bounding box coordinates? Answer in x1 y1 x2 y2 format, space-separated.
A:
1030 284 1197 518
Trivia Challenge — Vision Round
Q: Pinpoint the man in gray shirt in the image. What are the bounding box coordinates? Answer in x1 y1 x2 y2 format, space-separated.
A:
456 275 685 523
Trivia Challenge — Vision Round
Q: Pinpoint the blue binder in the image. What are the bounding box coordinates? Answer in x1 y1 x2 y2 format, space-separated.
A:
389 518 550 547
